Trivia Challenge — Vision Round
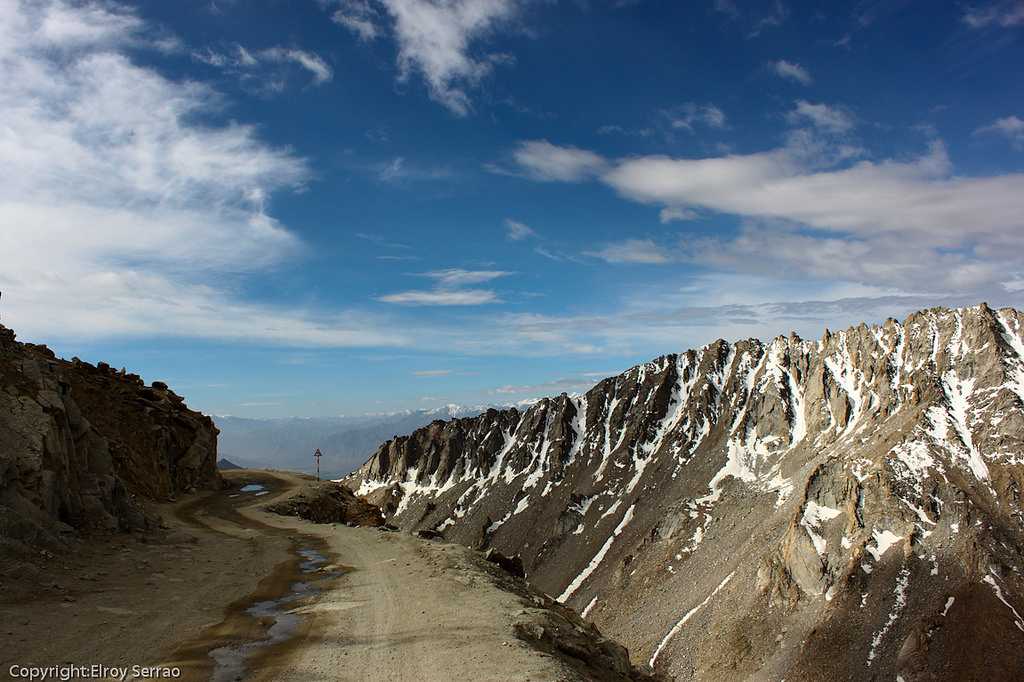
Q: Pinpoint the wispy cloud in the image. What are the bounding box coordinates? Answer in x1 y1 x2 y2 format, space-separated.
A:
325 0 524 115
787 100 856 133
663 103 727 132
413 369 452 377
356 232 412 249
377 289 500 305
377 269 511 305
505 218 537 240
770 59 812 85
585 239 672 264
330 0 381 40
507 134 1024 294
506 139 608 181
974 115 1024 149
715 0 789 38
423 269 510 286
0 1 414 348
192 44 332 89
962 2 1024 28
659 207 699 223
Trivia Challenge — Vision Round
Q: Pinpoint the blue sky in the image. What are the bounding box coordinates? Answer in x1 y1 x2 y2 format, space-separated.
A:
2 0 1023 417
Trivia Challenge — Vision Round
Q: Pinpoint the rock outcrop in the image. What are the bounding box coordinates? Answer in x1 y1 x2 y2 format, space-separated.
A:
0 324 220 549
266 481 385 526
346 304 1024 680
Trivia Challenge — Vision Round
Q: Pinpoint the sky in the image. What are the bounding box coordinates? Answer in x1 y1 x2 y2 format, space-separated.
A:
1 0 1023 418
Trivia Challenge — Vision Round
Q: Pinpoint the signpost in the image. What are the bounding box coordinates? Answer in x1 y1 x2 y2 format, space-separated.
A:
314 448 322 481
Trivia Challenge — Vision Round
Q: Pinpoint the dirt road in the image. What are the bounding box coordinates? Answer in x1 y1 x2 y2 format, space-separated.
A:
1 470 586 681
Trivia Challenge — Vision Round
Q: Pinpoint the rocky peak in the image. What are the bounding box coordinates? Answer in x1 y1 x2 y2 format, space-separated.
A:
346 304 1024 679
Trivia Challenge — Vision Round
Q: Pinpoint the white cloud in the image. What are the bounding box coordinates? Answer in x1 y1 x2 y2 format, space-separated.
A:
413 369 452 376
659 207 698 223
963 2 1024 28
505 218 536 240
664 103 727 132
787 100 855 132
377 268 510 305
510 139 608 181
0 0 406 348
585 239 671 264
509 135 1024 293
377 289 500 305
975 115 1024 148
771 59 812 85
327 0 522 115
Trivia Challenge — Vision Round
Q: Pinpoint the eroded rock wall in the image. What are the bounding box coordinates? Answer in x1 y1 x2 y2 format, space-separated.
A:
0 324 220 546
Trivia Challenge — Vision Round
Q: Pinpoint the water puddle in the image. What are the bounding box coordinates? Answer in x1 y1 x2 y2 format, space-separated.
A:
207 547 341 682
239 484 266 494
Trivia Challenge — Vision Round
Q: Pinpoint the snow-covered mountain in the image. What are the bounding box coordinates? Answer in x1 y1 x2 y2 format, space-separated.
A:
345 304 1024 680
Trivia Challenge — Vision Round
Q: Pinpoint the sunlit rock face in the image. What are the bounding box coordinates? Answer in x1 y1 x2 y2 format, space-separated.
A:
347 304 1024 680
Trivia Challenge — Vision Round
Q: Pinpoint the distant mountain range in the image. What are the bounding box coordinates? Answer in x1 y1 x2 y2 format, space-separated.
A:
214 405 498 478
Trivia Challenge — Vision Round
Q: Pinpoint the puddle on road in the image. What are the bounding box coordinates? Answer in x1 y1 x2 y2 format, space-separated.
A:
166 489 348 682
207 547 343 682
239 484 266 494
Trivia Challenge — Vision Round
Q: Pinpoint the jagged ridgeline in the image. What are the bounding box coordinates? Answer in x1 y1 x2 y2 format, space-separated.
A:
346 304 1024 680
0 325 220 545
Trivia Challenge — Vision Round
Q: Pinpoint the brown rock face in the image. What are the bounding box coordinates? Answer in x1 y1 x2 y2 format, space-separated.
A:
0 324 220 545
345 304 1024 680
266 481 385 526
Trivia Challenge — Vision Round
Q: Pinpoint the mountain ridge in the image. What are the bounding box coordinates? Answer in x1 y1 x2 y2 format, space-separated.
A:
344 303 1024 680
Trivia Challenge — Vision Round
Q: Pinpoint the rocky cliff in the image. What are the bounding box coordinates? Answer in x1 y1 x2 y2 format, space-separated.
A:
0 324 220 549
346 304 1024 680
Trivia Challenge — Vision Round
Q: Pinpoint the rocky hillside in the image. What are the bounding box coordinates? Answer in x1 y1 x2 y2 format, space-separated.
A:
0 324 220 549
345 304 1024 680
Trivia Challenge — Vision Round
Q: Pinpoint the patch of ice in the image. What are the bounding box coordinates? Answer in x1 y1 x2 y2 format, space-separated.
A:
942 596 955 616
581 596 598 619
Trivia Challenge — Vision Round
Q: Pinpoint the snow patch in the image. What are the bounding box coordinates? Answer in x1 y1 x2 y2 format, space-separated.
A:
649 571 736 667
866 530 904 561
800 501 841 556
867 566 910 666
557 504 636 603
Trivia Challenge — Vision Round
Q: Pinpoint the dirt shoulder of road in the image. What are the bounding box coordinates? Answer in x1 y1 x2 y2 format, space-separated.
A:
0 470 299 679
1 470 655 682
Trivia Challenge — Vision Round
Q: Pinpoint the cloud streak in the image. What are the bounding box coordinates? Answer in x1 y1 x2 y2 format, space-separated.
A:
507 134 1024 293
